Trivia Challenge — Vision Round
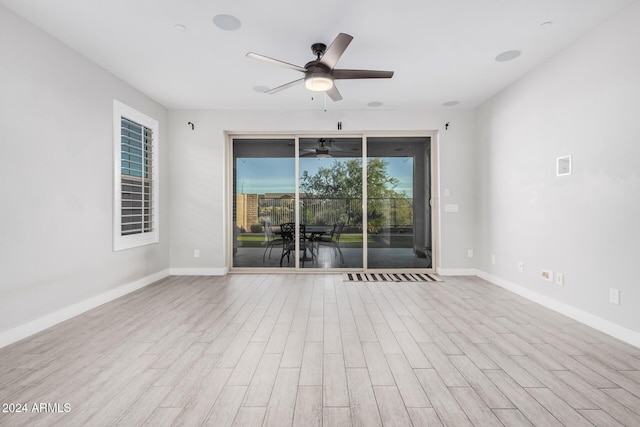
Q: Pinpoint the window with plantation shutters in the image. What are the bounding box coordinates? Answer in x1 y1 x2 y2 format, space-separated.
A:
120 117 153 235
113 100 159 251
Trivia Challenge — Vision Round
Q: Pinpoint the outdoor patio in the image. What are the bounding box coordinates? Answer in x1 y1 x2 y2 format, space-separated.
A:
234 195 431 270
233 233 432 269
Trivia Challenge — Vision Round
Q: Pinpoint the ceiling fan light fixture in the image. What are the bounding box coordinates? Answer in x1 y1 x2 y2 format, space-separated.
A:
315 144 331 158
305 75 334 92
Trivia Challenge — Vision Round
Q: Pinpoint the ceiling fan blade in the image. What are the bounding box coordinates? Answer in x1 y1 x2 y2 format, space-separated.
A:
332 69 394 79
319 33 353 69
326 85 343 102
264 77 304 95
265 78 304 94
246 52 307 73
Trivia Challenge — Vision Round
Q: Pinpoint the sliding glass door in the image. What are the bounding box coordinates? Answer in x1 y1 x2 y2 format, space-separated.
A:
230 134 432 271
299 137 363 269
366 137 432 269
232 138 295 268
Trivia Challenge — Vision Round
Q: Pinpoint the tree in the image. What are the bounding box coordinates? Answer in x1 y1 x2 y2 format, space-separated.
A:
300 158 408 231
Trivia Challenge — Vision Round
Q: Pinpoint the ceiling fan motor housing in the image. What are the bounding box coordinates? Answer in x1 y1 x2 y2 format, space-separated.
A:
311 43 327 58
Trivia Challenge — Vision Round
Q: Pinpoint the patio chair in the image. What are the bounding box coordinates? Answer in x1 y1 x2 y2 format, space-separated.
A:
279 222 314 267
262 221 283 261
317 222 344 264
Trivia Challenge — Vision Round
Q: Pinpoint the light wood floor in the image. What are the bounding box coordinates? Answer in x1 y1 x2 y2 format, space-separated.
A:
1 275 640 426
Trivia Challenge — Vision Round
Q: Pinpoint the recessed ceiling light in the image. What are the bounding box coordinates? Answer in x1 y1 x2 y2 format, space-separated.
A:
213 14 241 31
174 24 187 32
495 50 521 62
253 85 269 93
442 101 459 107
367 101 383 107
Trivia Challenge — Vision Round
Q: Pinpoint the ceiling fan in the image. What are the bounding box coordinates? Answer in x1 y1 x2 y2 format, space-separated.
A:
247 33 394 101
301 138 343 158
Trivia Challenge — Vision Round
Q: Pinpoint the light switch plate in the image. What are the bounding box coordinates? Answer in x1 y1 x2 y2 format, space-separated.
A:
557 155 572 176
444 204 459 213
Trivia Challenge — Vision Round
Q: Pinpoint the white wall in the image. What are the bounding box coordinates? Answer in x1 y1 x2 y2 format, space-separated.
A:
475 1 640 336
0 6 170 337
167 108 477 273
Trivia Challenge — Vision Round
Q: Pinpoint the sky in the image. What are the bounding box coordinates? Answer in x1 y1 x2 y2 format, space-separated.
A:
236 157 413 195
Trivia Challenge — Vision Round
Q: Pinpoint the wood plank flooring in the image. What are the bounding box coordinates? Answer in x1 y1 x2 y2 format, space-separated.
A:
1 274 639 426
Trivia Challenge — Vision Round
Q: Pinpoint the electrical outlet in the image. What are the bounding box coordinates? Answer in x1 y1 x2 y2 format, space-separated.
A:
468 249 474 258
491 254 496 265
518 262 524 273
193 249 200 258
609 288 620 305
541 269 553 282
555 273 564 286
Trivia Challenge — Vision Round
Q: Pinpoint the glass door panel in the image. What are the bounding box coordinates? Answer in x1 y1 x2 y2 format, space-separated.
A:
366 137 432 269
298 137 363 269
232 138 295 268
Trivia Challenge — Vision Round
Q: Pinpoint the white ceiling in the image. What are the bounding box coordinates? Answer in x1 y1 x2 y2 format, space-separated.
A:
1 0 635 111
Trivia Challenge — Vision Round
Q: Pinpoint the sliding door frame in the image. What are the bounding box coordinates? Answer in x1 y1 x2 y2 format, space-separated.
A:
226 130 440 274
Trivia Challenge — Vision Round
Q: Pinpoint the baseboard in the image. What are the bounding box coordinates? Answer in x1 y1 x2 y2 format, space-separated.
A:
0 269 171 349
169 267 228 276
437 268 478 276
477 270 640 349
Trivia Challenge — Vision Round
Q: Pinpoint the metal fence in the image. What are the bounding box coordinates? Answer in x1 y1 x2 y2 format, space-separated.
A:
258 197 295 227
258 197 412 229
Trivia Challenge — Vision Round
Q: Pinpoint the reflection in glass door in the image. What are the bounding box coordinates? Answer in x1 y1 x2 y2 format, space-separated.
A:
366 137 432 269
232 138 295 268
298 138 363 269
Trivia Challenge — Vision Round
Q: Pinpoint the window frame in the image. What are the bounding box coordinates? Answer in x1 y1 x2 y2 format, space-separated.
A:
113 100 160 251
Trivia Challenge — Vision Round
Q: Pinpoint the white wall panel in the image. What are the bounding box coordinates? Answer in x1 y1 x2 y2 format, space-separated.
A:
167 109 477 272
0 6 170 335
475 1 640 335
